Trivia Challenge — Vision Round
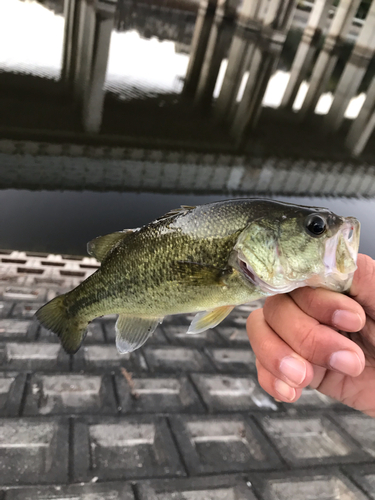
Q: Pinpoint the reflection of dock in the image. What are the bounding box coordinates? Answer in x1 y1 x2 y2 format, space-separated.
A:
58 0 375 154
1 134 374 197
1 0 375 196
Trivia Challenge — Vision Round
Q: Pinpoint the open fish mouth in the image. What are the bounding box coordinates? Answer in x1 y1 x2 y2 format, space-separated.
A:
323 218 359 272
318 216 360 292
237 216 360 295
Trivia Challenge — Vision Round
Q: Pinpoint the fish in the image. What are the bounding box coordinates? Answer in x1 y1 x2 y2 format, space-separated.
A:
35 198 360 355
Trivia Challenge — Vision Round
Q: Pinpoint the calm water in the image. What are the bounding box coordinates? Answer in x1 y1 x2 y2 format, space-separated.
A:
1 189 374 258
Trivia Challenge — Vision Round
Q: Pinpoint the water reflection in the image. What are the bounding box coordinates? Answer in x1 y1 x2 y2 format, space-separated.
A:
1 189 375 258
0 0 63 79
105 31 188 99
0 0 374 153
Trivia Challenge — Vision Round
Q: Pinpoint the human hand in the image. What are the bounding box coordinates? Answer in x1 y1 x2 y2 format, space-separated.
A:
246 254 375 417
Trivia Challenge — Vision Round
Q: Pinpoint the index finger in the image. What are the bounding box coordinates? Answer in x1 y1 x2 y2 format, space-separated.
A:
289 287 366 333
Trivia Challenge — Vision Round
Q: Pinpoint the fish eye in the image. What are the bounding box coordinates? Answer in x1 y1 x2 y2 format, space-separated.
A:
305 214 326 237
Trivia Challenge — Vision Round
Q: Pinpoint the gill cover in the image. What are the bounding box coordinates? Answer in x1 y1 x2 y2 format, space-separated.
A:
234 222 283 287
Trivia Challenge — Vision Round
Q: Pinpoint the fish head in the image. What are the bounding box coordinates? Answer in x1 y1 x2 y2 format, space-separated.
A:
233 205 360 296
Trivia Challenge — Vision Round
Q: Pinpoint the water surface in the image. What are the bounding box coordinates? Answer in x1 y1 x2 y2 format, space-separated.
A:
1 189 374 258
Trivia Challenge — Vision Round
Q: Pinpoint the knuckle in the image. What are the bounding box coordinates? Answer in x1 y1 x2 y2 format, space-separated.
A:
292 287 328 316
256 366 272 394
303 289 321 312
363 256 375 288
354 255 375 294
246 309 263 334
257 376 270 395
351 255 375 317
263 295 287 323
360 254 375 278
295 324 320 361
257 336 275 358
256 337 283 373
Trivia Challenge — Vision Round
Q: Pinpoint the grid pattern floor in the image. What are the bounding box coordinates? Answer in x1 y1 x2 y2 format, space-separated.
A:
0 250 374 499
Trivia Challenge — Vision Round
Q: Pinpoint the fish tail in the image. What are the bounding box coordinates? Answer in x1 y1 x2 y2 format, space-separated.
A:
36 294 87 354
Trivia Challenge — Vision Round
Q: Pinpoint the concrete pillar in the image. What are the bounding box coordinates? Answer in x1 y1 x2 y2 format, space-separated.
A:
325 0 375 131
183 0 218 96
193 0 238 108
346 76 375 155
230 41 279 146
61 0 79 86
262 0 297 31
237 0 267 27
229 0 297 146
214 29 256 121
215 0 266 121
281 0 334 109
82 10 115 133
299 0 362 120
73 0 96 102
69 0 116 133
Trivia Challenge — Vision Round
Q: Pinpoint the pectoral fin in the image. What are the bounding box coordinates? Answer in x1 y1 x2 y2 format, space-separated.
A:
87 230 133 262
115 314 163 353
187 305 234 334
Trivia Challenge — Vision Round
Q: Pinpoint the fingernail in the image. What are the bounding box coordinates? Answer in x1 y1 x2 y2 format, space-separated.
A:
332 310 363 331
275 379 296 401
279 356 306 385
329 350 363 377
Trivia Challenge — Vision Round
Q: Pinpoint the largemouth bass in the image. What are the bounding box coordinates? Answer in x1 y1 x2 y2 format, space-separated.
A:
36 199 360 354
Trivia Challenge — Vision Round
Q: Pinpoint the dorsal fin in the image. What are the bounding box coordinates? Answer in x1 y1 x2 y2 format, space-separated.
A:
155 205 195 222
180 205 196 210
87 230 133 262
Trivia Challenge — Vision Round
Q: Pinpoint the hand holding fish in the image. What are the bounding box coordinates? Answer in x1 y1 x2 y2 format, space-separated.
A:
247 254 375 417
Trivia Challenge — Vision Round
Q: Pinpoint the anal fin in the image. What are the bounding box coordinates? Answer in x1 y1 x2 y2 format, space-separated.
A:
187 305 234 334
115 314 163 353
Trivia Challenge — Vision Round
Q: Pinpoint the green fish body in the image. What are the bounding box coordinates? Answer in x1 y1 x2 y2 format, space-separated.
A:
36 199 360 354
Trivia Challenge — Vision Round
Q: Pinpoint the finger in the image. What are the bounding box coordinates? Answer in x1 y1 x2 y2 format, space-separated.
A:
350 254 375 319
247 309 315 388
289 287 365 332
309 364 327 390
347 317 375 360
263 294 366 377
256 358 303 403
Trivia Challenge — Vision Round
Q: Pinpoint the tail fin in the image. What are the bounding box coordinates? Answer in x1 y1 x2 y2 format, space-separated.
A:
35 295 87 354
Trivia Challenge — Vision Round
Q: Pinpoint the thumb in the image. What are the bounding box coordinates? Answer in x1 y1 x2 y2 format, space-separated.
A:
349 254 375 319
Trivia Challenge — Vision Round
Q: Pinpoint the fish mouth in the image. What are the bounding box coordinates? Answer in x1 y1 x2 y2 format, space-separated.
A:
237 216 360 295
317 217 360 292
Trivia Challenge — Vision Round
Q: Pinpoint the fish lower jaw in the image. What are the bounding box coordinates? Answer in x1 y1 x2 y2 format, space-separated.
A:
308 272 355 293
237 253 356 296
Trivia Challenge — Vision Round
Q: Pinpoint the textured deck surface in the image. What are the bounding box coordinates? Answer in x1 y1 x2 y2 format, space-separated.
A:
0 250 374 499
